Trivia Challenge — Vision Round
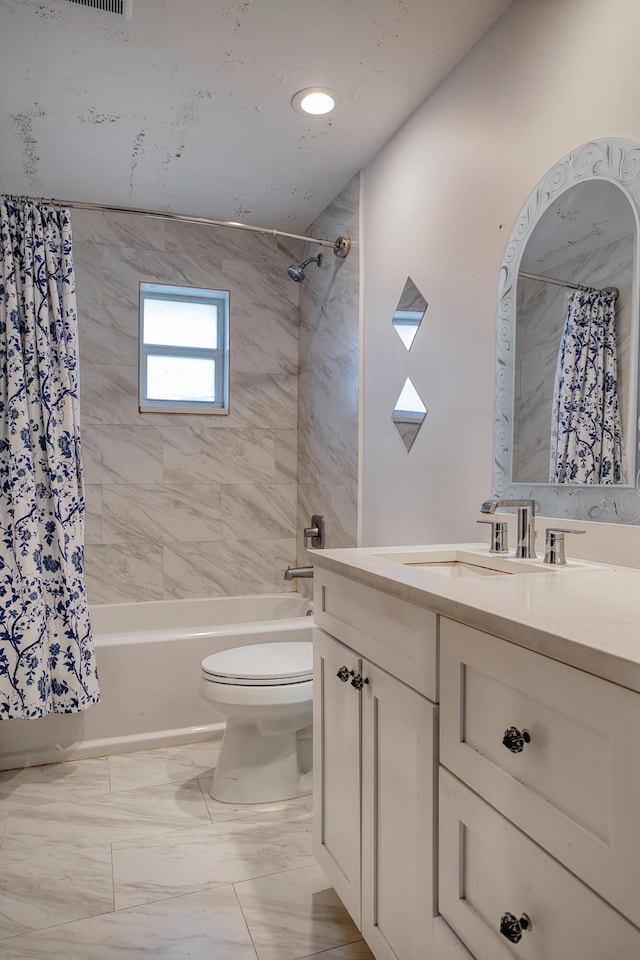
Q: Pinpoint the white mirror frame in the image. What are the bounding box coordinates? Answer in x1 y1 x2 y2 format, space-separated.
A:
493 137 640 523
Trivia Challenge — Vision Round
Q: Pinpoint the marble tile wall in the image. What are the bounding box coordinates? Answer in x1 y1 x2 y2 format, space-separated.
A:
73 208 302 602
297 175 360 594
513 235 634 483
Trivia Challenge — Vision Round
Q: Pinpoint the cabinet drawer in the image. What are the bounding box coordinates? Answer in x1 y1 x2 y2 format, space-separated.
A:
432 918 475 960
439 769 640 960
314 568 437 700
440 617 640 926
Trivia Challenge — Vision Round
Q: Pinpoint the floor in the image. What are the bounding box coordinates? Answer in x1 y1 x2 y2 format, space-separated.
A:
0 740 373 960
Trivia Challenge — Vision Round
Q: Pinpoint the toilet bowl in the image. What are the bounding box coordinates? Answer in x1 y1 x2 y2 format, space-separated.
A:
199 641 313 803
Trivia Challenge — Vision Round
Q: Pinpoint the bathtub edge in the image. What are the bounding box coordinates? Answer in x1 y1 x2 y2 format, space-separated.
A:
0 722 225 771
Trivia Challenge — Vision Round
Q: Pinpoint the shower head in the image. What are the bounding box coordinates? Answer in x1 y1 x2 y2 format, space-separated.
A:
287 253 323 282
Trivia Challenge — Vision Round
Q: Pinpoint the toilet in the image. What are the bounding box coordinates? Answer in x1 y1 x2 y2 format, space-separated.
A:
199 641 313 804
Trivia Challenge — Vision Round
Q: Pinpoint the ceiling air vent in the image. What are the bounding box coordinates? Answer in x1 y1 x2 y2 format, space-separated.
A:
64 0 132 18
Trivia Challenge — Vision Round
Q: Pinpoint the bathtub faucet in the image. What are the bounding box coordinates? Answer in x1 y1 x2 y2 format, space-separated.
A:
284 566 314 580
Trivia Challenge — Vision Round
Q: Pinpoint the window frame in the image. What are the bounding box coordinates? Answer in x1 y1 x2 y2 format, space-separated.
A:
139 282 230 415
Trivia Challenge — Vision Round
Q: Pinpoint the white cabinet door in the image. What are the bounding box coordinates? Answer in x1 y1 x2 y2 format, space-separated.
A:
361 660 437 960
439 769 640 960
313 628 362 925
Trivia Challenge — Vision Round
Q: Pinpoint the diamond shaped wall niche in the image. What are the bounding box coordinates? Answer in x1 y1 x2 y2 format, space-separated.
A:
392 277 428 351
392 377 428 452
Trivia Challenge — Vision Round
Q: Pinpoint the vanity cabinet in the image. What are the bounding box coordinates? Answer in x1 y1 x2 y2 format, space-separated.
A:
438 617 640 958
313 568 437 960
313 561 640 960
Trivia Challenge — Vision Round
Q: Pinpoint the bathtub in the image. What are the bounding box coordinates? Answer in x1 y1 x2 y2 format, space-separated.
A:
1 593 313 771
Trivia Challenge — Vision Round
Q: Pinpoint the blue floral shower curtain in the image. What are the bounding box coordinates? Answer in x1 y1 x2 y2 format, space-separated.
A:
549 288 623 484
0 197 99 718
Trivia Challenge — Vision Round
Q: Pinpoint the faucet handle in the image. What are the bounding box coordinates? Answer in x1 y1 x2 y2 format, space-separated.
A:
477 519 509 553
543 528 586 566
304 514 325 549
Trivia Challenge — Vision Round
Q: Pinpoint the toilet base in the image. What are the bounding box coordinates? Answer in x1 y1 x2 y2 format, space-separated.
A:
210 719 312 804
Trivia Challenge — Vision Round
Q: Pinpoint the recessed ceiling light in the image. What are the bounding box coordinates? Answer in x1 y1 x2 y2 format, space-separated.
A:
291 87 337 116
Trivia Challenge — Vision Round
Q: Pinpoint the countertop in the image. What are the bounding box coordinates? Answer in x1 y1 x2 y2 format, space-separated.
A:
311 543 640 693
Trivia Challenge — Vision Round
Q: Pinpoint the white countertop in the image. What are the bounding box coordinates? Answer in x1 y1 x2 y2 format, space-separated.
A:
311 543 640 693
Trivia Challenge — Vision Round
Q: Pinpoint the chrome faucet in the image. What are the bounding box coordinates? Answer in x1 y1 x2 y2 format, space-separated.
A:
480 499 536 559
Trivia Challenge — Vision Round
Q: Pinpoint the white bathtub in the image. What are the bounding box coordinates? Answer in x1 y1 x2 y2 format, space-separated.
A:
1 593 313 771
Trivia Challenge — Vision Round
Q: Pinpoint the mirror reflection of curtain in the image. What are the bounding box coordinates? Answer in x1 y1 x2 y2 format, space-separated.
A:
0 197 100 718
549 289 623 484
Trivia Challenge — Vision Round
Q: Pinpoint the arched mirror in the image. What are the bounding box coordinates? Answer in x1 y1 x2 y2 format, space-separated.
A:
494 138 640 522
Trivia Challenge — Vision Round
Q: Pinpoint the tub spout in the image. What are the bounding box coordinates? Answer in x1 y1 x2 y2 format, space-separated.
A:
284 566 314 580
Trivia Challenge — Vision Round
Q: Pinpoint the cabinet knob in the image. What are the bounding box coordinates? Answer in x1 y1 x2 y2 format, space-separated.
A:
500 912 532 943
350 673 369 691
336 666 351 683
502 726 531 753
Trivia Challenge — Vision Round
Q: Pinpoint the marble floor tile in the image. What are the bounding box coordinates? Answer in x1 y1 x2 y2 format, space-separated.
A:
108 741 219 794
0 791 51 826
304 943 374 960
0 757 111 807
112 806 314 909
0 885 258 960
0 743 353 960
0 757 109 824
0 844 113 939
234 863 361 960
1 777 210 855
199 782 312 824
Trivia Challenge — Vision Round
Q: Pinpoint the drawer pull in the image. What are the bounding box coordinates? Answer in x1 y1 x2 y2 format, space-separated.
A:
500 912 532 943
351 673 370 691
336 666 351 683
502 726 531 753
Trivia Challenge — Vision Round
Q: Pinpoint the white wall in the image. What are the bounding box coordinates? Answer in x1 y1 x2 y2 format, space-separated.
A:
361 0 640 546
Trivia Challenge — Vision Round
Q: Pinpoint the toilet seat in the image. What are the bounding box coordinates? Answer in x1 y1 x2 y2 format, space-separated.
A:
201 641 313 686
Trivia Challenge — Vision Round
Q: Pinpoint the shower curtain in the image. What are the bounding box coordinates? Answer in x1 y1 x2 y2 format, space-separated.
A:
0 197 100 719
549 288 623 484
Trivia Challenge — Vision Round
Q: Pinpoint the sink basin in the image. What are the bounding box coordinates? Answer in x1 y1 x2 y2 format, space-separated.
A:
408 561 508 579
373 548 554 576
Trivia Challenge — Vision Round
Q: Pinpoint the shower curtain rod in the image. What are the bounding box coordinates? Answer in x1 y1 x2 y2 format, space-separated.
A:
518 270 619 300
2 195 352 257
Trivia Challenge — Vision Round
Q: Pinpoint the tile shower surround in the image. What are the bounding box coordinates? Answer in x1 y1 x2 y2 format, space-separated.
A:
296 176 360 594
73 208 302 603
0 740 374 960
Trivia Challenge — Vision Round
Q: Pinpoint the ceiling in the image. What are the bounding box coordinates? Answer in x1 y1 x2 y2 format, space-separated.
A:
0 0 512 233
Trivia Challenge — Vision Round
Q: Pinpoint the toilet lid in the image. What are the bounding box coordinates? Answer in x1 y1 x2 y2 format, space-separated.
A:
201 642 313 686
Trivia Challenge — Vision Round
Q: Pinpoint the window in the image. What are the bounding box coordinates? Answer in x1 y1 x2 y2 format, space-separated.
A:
139 282 229 414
